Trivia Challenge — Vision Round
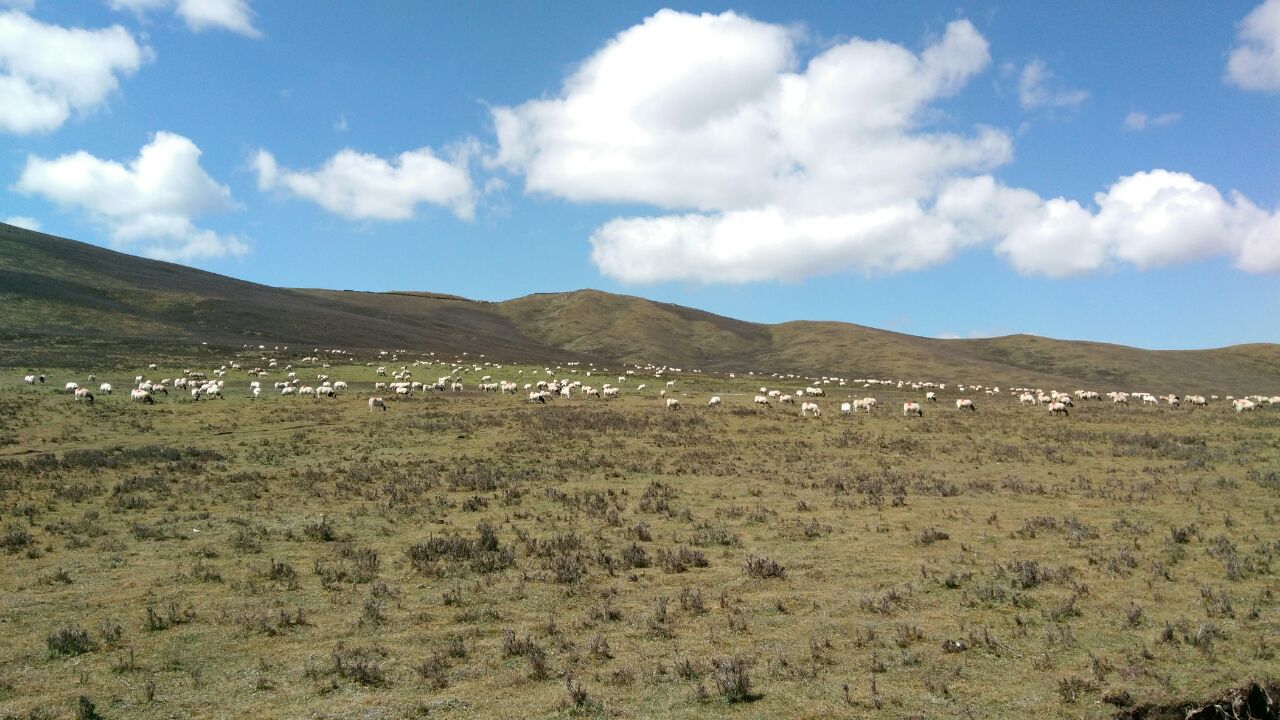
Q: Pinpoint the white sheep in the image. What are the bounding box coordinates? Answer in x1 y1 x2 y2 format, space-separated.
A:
840 402 852 415
665 398 681 411
708 396 722 407
1048 402 1070 416
801 401 821 417
955 399 976 412
368 397 387 411
130 388 154 404
74 387 94 403
903 402 923 417
754 395 771 407
99 383 112 394
926 391 937 402
23 374 35 384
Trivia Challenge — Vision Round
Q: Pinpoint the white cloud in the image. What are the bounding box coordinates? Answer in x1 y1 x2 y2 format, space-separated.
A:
490 10 1279 283
3 215 41 231
1123 111 1181 131
0 10 150 134
940 171 1280 276
254 145 476 221
110 0 262 38
1227 0 1280 91
14 131 248 262
495 12 1004 280
1017 59 1088 109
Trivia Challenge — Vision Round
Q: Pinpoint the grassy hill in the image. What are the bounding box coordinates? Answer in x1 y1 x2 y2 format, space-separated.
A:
3 222 1278 392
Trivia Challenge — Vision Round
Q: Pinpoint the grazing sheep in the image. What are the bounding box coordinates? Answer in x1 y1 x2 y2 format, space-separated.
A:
368 397 387 411
1234 399 1256 413
529 391 547 404
99 383 112 394
252 387 261 399
23 374 35 384
603 387 620 399
780 394 796 405
64 382 79 393
903 402 923 417
1048 402 1070 416
636 384 646 392
955 399 976 412
74 387 94 404
665 398 681 411
801 401 821 417
926 391 937 402
840 402 852 415
130 388 154 404
708 396 722 407
754 395 771 407
1019 393 1036 405
855 397 878 413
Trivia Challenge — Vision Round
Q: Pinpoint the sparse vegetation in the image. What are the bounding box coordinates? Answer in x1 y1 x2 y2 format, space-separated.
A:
1 346 1278 719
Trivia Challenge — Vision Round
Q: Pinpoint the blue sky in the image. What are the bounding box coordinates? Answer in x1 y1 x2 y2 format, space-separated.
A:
1 1 1278 349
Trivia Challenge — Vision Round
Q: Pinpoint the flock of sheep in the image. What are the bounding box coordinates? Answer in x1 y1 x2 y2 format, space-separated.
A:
20 349 1280 423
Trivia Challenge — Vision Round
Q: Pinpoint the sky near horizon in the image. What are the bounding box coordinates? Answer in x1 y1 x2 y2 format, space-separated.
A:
1 1 1278 349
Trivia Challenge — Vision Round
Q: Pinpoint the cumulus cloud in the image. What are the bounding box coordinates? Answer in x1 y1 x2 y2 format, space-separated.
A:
943 171 1280 276
14 131 248 262
1227 0 1280 91
253 145 476 221
3 215 41 231
110 0 262 38
0 10 150 134
490 10 1278 282
1123 110 1181 131
1017 59 1088 109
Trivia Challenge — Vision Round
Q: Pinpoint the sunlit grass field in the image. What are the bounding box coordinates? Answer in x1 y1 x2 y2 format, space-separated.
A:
1 355 1277 719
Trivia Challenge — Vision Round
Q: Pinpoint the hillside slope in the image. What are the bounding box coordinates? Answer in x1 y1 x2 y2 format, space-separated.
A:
0 223 586 364
3 222 1278 392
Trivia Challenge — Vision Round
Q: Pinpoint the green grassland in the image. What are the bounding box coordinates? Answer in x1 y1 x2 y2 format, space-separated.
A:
1 355 1278 719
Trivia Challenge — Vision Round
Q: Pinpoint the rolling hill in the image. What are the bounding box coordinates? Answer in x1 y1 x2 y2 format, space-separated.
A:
3 222 1278 393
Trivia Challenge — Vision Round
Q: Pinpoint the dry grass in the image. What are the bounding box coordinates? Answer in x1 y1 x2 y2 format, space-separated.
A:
0 356 1278 719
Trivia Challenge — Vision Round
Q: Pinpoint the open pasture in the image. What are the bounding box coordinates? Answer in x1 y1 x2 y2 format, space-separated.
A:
1 357 1278 719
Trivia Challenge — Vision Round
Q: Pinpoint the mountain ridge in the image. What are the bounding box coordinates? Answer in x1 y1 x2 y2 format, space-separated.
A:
3 222 1278 392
